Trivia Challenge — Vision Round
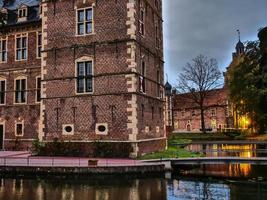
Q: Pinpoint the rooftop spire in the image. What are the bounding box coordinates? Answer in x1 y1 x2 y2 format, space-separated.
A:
237 29 241 41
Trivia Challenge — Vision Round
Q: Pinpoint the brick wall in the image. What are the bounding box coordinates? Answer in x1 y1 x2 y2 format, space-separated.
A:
0 25 41 149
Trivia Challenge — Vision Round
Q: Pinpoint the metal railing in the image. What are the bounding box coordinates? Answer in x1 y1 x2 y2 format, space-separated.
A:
0 157 145 167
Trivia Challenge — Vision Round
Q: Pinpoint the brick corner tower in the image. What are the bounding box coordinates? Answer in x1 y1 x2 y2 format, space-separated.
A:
40 0 166 156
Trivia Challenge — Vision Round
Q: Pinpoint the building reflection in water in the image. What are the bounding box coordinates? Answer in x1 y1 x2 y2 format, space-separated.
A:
185 143 261 157
168 179 230 199
0 178 167 200
179 163 253 178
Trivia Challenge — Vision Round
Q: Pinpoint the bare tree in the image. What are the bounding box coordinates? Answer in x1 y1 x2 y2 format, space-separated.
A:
177 55 222 133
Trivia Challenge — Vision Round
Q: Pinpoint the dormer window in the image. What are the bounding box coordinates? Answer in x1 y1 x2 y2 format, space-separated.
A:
17 6 27 22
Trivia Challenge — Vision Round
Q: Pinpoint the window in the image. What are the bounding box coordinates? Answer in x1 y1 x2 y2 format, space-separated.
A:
15 78 26 103
18 8 27 18
77 8 93 35
0 79 6 105
139 8 145 35
211 119 217 129
0 39 7 62
157 70 160 97
225 106 229 117
141 104 144 118
76 61 93 93
155 0 159 10
36 77 41 102
151 106 154 119
15 122 24 136
192 110 195 117
211 109 216 117
140 61 146 93
37 31 42 58
159 107 162 119
16 35 27 60
155 20 161 48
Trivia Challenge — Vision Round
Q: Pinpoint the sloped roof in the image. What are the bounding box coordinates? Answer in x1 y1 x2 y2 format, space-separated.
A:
174 88 228 110
0 0 39 10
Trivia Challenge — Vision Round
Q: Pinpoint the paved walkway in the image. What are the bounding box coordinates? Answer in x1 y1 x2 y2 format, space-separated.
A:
0 151 150 167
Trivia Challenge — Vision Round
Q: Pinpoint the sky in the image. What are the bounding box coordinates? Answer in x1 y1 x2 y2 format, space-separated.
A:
163 0 267 85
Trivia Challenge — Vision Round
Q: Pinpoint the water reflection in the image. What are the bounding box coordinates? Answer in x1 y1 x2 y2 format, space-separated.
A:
0 177 167 200
185 143 267 157
168 177 267 200
168 179 230 199
0 174 267 200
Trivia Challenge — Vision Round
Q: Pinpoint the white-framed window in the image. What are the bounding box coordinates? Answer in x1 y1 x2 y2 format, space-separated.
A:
14 77 27 104
36 31 42 58
140 60 146 93
211 109 216 117
0 78 6 105
0 39 7 62
76 60 93 94
15 121 24 137
15 35 27 61
139 7 145 36
18 8 27 18
36 77 41 103
76 7 93 35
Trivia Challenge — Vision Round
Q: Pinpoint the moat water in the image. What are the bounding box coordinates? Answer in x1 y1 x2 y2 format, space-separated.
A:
0 167 267 200
1 142 267 200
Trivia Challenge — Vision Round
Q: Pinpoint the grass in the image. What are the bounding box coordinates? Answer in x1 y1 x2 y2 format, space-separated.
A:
139 138 203 160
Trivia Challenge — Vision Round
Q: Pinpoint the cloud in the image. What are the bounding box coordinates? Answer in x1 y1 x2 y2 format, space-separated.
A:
163 0 267 85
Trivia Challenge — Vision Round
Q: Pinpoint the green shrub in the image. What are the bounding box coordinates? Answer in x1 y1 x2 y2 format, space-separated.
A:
31 139 133 158
223 130 241 138
92 141 133 158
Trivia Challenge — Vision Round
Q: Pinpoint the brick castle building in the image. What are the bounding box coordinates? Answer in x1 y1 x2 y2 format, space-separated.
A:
0 0 166 156
167 37 246 133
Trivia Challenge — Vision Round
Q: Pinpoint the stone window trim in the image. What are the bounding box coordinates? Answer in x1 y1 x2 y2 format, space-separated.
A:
211 108 216 117
15 34 28 61
75 56 94 95
75 7 94 36
36 31 42 59
0 121 5 147
0 38 7 63
139 7 145 36
0 77 6 105
35 76 41 103
14 76 27 105
140 59 146 94
18 7 27 19
15 120 24 137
